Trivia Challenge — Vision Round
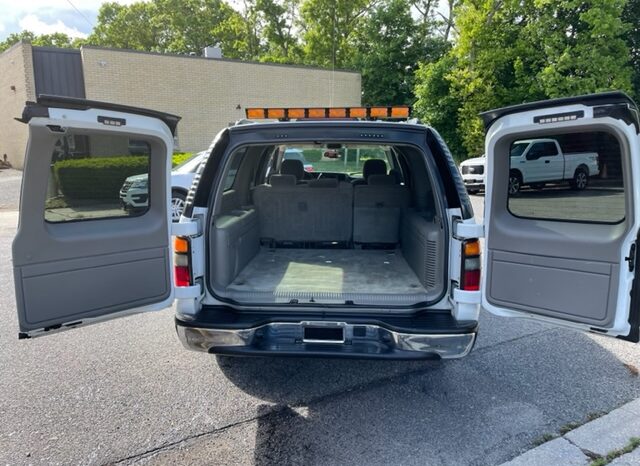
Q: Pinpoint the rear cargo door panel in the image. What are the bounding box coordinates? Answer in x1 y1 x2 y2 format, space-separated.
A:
13 96 179 337
481 92 640 341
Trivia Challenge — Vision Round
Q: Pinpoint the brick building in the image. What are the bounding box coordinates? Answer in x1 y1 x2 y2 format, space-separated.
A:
0 42 361 168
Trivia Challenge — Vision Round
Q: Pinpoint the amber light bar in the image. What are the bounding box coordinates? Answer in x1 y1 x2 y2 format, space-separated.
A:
245 106 411 121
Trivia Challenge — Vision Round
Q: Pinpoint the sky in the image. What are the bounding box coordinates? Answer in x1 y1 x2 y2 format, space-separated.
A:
0 0 139 40
0 0 450 42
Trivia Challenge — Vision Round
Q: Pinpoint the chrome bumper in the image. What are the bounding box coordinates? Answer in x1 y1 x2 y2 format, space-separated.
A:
176 321 476 360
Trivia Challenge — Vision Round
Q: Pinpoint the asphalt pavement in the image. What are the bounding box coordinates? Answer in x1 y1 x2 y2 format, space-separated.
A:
1 183 639 465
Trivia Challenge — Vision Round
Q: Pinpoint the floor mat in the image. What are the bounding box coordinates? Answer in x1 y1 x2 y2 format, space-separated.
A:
227 248 427 296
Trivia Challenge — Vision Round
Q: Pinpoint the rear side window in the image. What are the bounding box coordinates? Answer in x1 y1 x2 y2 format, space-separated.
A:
45 132 151 222
223 148 246 191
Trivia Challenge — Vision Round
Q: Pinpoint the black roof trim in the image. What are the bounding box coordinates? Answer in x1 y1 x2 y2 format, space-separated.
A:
480 91 639 132
18 94 181 136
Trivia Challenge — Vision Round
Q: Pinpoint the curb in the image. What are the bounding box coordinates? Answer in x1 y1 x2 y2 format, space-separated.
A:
501 399 640 465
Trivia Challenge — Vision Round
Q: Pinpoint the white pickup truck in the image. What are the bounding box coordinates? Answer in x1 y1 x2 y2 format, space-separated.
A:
460 138 600 194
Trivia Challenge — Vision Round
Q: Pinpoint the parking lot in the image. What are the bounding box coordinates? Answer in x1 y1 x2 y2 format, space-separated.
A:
1 171 640 465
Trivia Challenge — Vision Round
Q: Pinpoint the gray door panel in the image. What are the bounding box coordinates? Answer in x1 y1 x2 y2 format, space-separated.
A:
16 248 169 327
13 115 173 336
484 119 634 332
488 250 616 326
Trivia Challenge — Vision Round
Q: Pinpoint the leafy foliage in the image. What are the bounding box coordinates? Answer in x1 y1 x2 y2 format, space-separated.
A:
353 0 445 105
413 0 634 159
0 31 85 53
54 156 149 200
54 153 192 200
3 0 640 162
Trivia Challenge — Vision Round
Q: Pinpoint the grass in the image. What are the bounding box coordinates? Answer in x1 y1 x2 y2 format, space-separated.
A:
590 437 640 466
312 160 364 174
532 412 607 449
559 421 582 435
532 433 557 446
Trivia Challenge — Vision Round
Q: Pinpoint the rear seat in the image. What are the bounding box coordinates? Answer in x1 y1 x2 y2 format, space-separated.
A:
353 174 410 244
253 175 353 243
280 159 306 183
303 178 353 242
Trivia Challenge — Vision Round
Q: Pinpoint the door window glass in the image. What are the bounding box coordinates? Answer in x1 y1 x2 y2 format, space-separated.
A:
223 148 246 191
526 142 558 159
45 132 151 222
508 131 625 223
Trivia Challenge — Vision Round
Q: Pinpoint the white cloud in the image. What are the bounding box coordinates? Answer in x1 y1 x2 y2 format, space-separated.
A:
0 1 157 41
18 14 88 38
0 0 141 14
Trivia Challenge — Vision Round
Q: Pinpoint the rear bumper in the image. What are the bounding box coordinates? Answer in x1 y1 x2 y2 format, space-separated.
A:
462 180 485 190
175 309 477 360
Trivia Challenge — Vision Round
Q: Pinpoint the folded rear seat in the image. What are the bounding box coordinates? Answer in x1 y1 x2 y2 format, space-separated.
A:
253 174 302 241
253 175 353 244
353 174 410 244
303 178 353 242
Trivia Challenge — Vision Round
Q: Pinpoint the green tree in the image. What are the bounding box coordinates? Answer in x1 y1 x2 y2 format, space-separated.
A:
254 0 303 63
414 54 465 159
299 0 375 68
622 0 640 100
353 0 426 105
414 0 633 158
88 2 164 51
87 0 255 58
0 31 83 53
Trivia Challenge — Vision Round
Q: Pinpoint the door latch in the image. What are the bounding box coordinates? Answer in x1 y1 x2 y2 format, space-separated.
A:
626 243 636 272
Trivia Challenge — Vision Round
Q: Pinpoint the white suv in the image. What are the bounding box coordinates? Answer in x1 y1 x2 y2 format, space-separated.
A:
459 155 486 194
120 151 205 221
12 94 640 360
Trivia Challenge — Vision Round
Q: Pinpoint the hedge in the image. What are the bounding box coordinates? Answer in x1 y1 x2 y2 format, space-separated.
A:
54 152 193 201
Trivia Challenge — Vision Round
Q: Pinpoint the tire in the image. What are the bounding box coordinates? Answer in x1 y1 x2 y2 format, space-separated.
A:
531 182 545 190
508 171 522 195
171 190 187 222
571 167 588 191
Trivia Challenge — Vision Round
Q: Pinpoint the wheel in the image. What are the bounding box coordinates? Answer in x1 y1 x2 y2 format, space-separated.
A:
531 182 545 190
508 171 522 195
571 168 588 191
171 190 187 222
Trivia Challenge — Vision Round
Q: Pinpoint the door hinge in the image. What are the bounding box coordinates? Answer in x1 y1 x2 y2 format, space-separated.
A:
171 218 201 237
453 219 484 240
626 243 636 272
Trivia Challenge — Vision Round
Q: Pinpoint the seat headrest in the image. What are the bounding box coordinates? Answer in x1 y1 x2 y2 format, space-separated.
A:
281 159 305 180
270 174 297 187
308 178 339 188
363 159 387 180
367 174 397 186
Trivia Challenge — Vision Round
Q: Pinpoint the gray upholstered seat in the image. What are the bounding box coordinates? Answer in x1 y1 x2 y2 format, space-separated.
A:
353 174 410 244
352 159 387 186
280 159 306 183
253 175 353 243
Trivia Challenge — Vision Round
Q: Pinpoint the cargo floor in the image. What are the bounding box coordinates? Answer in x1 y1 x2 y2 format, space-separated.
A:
225 248 429 305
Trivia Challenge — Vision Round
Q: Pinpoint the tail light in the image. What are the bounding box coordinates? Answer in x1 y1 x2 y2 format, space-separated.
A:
173 236 192 287
461 239 481 291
